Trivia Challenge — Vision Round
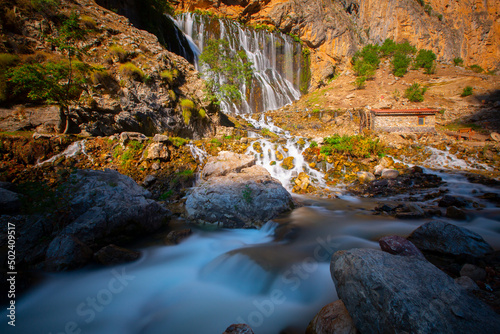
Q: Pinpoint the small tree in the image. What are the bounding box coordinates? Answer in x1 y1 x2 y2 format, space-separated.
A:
405 83 427 102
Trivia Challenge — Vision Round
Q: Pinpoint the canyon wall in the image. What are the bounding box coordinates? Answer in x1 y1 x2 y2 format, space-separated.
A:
172 0 499 86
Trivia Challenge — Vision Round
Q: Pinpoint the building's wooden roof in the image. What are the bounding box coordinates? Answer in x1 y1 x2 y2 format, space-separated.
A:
371 108 439 116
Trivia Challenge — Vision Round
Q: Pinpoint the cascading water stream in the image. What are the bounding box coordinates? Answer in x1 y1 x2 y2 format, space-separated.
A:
174 12 305 115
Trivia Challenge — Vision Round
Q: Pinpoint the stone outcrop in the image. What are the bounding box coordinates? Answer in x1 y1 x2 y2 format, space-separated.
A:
407 220 494 257
331 248 500 334
0 0 218 138
185 151 293 228
44 169 169 270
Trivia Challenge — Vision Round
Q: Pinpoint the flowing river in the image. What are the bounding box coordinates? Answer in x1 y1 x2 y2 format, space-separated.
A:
4 169 500 333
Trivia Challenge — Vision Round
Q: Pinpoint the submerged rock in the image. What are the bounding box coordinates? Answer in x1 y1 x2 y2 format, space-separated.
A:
306 300 358 334
186 152 293 228
94 244 140 266
331 248 500 334
408 221 493 257
222 324 254 334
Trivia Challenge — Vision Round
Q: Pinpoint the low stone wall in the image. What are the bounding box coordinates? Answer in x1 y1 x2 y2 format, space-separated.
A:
373 115 436 133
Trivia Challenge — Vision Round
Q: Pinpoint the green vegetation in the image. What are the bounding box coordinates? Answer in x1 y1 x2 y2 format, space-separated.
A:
0 53 19 101
170 137 188 147
414 49 436 74
460 86 473 97
119 62 145 81
199 39 253 104
392 52 412 77
180 98 195 125
242 185 253 204
453 57 464 66
160 69 178 85
300 47 311 94
198 108 206 118
379 39 416 57
469 64 484 73
352 44 380 86
109 45 128 63
405 83 427 102
309 141 318 148
158 189 173 200
210 138 222 147
320 135 384 158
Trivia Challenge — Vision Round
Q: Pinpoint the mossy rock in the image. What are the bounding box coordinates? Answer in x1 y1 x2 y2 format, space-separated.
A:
281 156 295 170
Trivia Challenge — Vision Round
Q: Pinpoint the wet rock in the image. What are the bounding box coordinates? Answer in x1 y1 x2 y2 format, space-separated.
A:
439 195 468 208
94 244 140 265
460 264 487 282
45 234 93 271
379 156 394 168
146 143 170 161
186 164 293 228
164 229 192 245
381 169 399 179
293 172 310 191
379 235 424 258
454 276 480 292
202 151 256 180
331 248 500 334
45 169 169 270
356 171 375 183
276 150 284 161
222 324 254 334
0 188 21 214
445 206 467 220
306 300 358 334
408 221 494 257
281 156 295 170
373 164 384 175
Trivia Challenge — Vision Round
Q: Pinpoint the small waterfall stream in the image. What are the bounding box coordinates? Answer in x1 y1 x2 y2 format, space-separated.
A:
175 12 307 115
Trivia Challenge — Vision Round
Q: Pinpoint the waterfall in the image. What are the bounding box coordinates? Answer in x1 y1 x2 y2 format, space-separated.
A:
174 13 307 115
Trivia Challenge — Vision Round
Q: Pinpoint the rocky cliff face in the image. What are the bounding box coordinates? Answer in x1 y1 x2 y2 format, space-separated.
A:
174 0 499 87
0 0 217 138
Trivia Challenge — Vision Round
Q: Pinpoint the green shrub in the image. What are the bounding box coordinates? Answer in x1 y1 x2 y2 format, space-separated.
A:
309 141 318 148
170 137 188 147
80 15 97 29
380 39 416 57
453 57 464 66
180 99 195 125
0 53 19 101
405 83 427 102
198 108 206 118
469 64 484 73
392 51 411 77
119 62 144 81
354 76 367 89
160 69 178 85
321 135 384 158
109 45 128 63
414 49 436 74
460 86 473 97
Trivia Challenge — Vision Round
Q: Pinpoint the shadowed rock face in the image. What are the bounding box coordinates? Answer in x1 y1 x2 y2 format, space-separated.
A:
408 220 494 257
185 151 293 228
331 248 500 334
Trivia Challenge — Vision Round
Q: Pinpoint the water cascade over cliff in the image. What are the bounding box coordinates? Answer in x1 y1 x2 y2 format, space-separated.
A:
175 13 309 115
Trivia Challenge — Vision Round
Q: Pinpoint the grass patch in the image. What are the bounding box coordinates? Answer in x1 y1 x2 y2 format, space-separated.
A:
119 62 144 81
170 137 188 147
405 83 427 102
469 64 484 73
460 86 473 97
321 135 384 158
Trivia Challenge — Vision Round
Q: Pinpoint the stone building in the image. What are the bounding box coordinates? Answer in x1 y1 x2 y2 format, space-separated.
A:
369 108 439 133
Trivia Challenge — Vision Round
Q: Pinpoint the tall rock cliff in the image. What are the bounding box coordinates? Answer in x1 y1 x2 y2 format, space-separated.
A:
0 0 217 138
173 0 499 87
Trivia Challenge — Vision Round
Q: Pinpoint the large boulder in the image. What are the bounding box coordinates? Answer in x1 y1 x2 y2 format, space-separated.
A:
201 151 256 180
186 152 293 228
44 169 169 270
408 221 493 257
331 248 500 334
0 187 21 214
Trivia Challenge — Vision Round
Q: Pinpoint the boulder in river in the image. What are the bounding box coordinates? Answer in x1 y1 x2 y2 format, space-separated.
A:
222 324 254 334
306 300 358 334
94 244 140 266
407 220 493 257
44 169 169 270
331 248 500 333
379 235 424 258
186 152 293 228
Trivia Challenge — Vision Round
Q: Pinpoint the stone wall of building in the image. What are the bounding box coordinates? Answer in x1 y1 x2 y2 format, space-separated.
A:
372 114 436 133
